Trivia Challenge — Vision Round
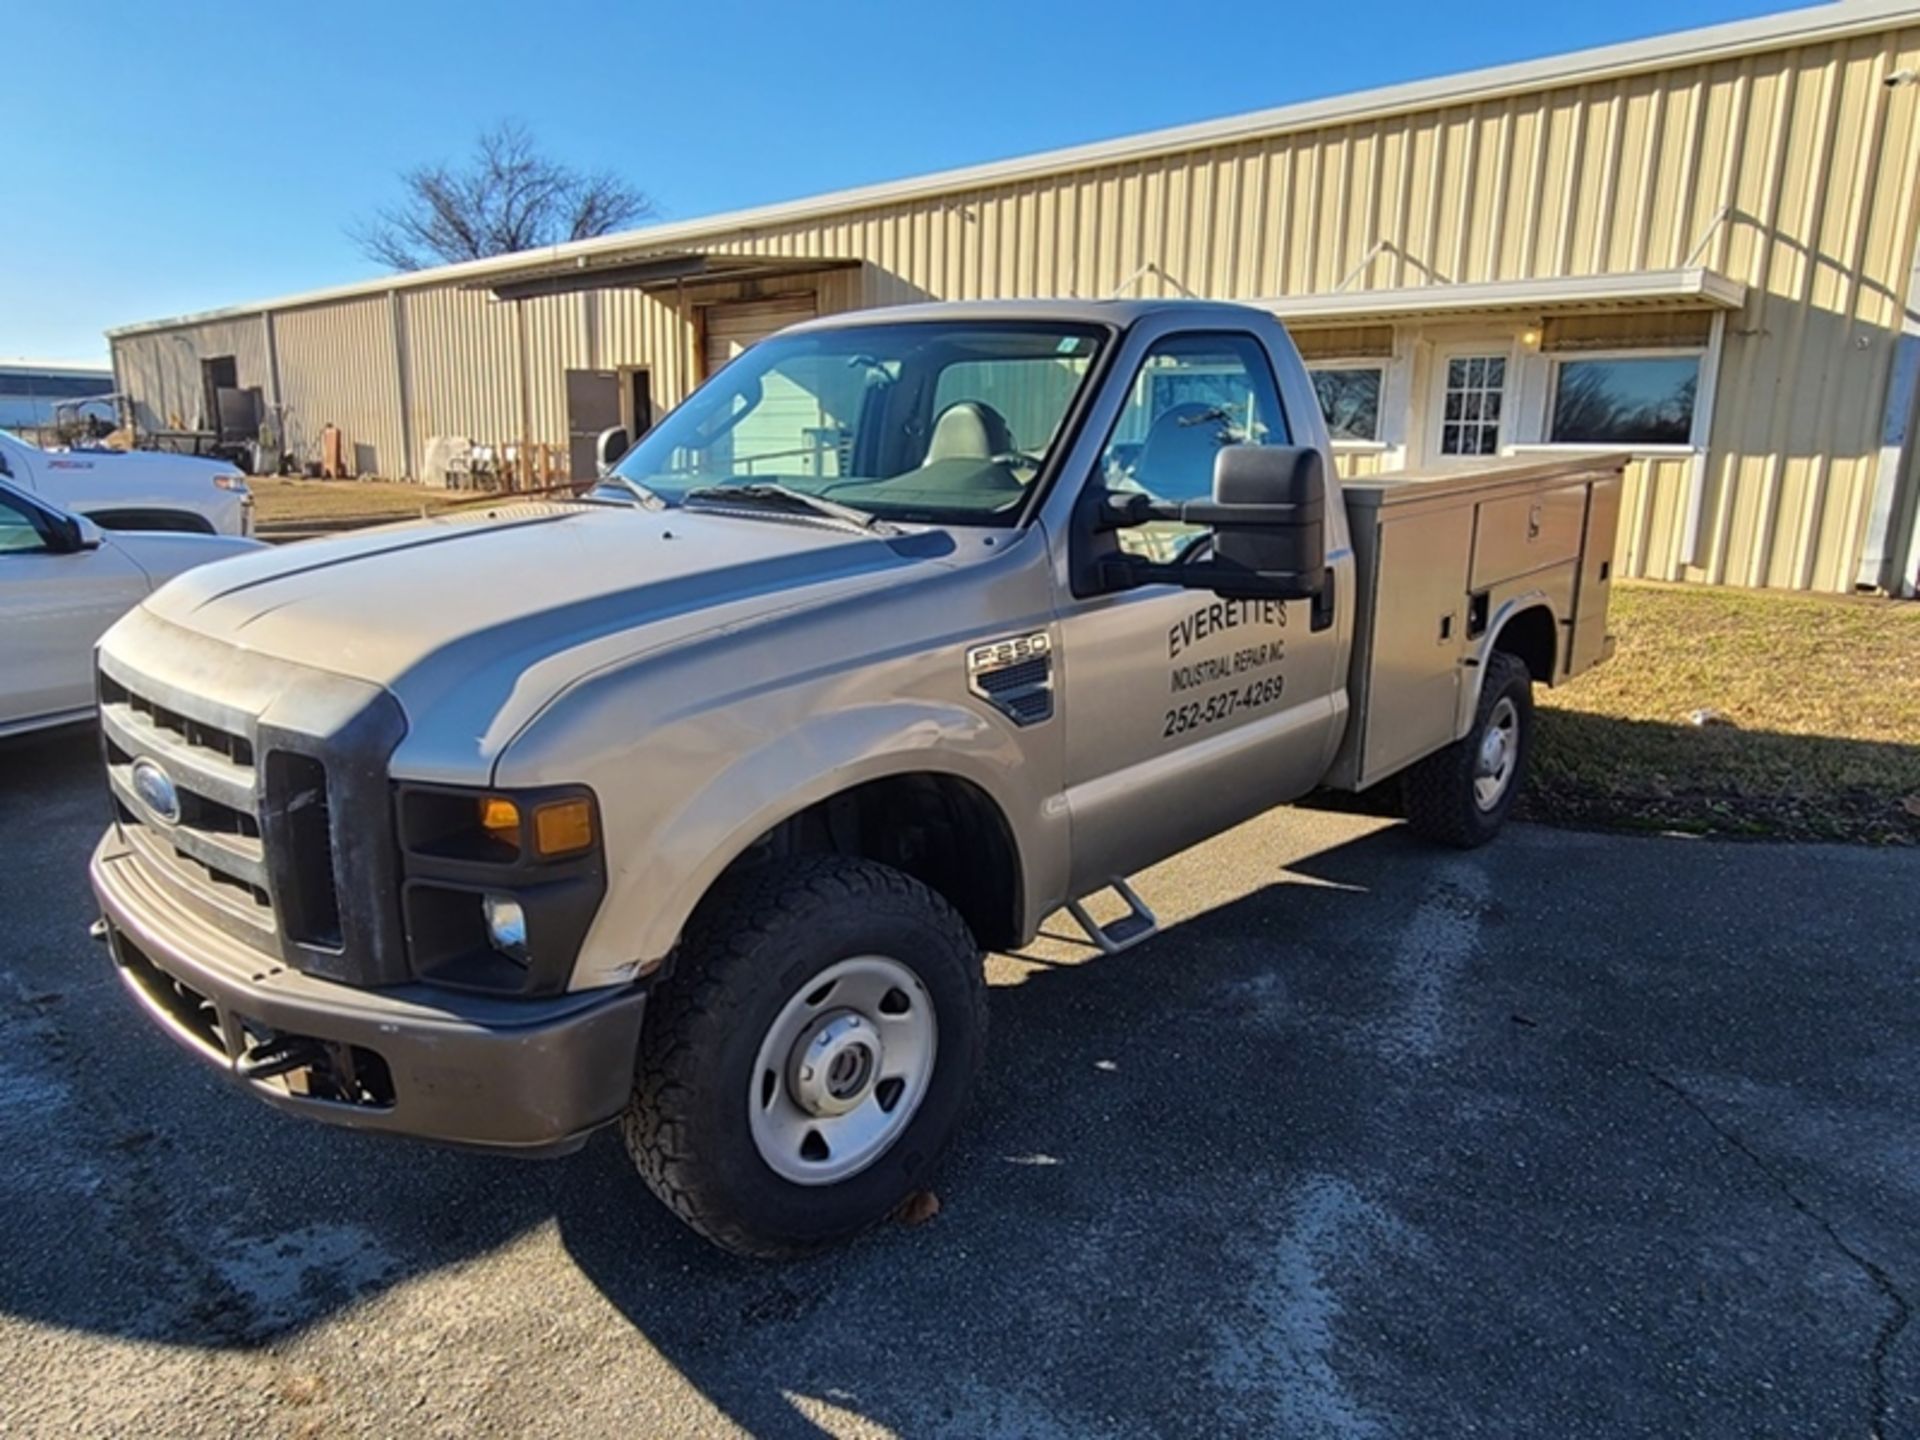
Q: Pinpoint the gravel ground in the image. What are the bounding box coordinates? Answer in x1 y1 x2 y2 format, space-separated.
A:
2 725 1917 1438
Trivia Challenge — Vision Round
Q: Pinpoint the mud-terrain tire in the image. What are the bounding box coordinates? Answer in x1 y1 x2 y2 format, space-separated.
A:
623 856 986 1258
1403 650 1534 849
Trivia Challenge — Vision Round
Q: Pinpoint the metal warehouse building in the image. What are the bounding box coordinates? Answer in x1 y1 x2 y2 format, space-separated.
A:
109 0 1920 595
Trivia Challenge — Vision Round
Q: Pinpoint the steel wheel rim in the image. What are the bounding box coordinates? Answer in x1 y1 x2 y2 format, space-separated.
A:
748 955 937 1186
1473 696 1520 810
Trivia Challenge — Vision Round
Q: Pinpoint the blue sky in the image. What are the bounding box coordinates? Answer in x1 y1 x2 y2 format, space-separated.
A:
5 0 1786 363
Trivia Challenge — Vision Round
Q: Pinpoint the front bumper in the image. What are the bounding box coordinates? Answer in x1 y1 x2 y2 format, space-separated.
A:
90 831 646 1155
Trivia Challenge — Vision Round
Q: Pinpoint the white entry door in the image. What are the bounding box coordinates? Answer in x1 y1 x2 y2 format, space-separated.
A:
1426 346 1512 466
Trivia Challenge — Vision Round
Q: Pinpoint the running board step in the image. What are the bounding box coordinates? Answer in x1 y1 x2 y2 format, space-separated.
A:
1064 878 1160 955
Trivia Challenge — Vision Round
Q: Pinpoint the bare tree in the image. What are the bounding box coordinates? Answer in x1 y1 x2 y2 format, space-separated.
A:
352 122 655 271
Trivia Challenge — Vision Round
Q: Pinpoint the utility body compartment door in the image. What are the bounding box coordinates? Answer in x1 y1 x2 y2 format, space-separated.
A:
1357 504 1473 782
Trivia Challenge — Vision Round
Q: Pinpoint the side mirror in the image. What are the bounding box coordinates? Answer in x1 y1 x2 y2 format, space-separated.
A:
595 426 631 477
61 514 106 553
1091 445 1328 601
1206 446 1326 598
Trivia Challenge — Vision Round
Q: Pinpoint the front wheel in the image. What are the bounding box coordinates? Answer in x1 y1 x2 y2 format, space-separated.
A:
623 856 986 1257
1402 650 1534 848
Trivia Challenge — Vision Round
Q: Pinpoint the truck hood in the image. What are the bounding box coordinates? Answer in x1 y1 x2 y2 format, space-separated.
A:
140 501 959 749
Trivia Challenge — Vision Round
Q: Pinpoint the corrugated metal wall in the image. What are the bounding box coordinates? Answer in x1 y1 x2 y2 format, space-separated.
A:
112 314 270 435
108 18 1920 588
673 22 1920 591
275 296 405 476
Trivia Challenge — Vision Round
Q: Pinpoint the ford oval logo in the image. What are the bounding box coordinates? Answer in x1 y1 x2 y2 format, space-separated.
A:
130 758 182 825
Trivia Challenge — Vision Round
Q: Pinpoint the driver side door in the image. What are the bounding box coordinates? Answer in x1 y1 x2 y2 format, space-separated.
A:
1053 329 1346 894
0 489 147 730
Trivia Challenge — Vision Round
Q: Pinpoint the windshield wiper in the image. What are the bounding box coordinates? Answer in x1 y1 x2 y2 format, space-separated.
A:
594 474 668 509
683 483 893 534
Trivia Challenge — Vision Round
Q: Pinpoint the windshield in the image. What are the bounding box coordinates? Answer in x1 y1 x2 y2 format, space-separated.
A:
611 320 1108 526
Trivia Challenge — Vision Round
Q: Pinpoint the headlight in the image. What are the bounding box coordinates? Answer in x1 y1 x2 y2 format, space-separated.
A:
483 894 529 959
213 473 250 493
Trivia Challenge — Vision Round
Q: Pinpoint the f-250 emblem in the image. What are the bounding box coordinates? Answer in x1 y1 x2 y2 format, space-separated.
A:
966 632 1054 727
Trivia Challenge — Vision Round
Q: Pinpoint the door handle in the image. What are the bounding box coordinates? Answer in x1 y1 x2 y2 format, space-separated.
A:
1310 568 1335 632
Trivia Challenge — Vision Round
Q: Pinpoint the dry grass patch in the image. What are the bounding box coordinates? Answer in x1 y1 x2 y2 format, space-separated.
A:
1526 582 1920 843
249 478 468 526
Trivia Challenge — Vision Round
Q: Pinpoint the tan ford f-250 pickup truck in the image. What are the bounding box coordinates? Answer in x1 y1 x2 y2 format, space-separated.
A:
89 299 1623 1256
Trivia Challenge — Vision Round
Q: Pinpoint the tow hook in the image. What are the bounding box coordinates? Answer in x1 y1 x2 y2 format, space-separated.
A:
236 1035 329 1082
89 917 109 943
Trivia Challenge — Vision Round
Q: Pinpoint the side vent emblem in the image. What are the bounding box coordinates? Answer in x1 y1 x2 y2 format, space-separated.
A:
966 632 1054 726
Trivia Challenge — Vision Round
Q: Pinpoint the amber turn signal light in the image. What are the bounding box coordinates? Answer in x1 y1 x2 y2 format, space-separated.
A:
533 797 595 857
477 796 521 851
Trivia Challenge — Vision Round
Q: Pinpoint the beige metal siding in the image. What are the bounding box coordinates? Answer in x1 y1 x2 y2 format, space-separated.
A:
275 296 405 476
111 315 270 434
401 286 523 478
674 23 1920 591
1616 454 1697 579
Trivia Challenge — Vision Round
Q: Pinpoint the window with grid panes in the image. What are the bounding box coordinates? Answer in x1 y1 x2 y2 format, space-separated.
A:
1440 355 1505 456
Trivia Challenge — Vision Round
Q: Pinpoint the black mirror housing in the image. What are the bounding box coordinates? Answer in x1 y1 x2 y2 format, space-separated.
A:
1206 445 1326 598
1088 444 1329 601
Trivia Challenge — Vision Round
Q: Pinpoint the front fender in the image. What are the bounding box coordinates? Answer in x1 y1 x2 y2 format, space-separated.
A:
563 700 1066 989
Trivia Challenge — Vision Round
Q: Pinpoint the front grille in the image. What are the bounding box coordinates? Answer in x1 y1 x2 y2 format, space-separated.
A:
100 672 280 945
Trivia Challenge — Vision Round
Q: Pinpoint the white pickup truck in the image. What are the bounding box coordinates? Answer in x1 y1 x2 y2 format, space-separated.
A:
0 428 252 537
1 477 260 736
89 299 1623 1257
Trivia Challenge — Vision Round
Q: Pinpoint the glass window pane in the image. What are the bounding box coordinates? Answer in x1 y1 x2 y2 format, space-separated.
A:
1550 356 1699 445
1310 366 1382 442
612 322 1106 524
1439 353 1506 457
0 493 50 554
1101 332 1290 556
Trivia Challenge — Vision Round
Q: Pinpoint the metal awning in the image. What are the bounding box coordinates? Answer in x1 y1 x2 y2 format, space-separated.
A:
474 251 862 302
1258 267 1747 324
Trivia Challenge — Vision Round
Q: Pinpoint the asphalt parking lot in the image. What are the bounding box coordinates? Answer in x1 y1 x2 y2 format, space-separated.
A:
2 724 1917 1439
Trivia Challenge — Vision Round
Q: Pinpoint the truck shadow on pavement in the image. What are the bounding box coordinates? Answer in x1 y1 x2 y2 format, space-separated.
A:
4 725 1918 1437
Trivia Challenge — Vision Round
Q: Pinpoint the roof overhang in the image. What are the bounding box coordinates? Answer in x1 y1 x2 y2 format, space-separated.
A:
475 251 862 302
1260 267 1747 325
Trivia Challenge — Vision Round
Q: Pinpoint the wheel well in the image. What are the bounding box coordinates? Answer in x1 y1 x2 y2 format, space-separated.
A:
723 774 1023 951
81 508 215 536
1492 605 1557 684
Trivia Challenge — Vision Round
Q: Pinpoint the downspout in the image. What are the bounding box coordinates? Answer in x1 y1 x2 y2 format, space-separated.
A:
1856 235 1920 595
515 297 533 489
389 291 415 481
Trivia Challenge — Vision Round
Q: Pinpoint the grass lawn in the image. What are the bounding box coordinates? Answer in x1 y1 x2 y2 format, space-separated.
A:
248 477 469 527
1525 581 1920 844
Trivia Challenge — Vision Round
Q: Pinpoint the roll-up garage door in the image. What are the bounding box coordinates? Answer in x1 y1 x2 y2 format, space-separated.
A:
702 294 817 378
700 294 834 481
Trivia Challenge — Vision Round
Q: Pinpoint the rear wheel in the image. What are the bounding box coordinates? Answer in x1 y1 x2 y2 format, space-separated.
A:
623 856 986 1257
1403 650 1534 848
